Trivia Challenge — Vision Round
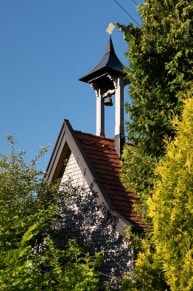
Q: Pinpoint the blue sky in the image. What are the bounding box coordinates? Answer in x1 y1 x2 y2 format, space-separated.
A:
0 0 143 170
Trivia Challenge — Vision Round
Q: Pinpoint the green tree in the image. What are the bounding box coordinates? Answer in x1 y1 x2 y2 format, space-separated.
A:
0 137 101 290
148 97 193 290
120 227 169 290
118 0 193 289
120 98 193 290
119 0 193 216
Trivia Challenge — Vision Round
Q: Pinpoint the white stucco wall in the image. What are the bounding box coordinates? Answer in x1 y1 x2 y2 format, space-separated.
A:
58 152 133 289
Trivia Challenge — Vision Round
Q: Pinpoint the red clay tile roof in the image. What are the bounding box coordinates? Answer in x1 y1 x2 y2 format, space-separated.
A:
74 130 145 231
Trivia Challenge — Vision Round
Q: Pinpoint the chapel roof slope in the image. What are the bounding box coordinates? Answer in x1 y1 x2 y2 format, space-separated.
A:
46 120 146 234
74 130 145 231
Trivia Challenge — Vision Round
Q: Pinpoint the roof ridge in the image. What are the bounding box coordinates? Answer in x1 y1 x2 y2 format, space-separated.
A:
74 130 115 142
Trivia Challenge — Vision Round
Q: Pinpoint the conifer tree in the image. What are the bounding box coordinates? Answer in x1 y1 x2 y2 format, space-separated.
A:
119 1 193 288
120 95 193 291
119 0 193 217
148 98 193 290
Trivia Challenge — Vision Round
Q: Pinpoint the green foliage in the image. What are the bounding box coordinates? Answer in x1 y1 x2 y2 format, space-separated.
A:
0 137 101 290
121 228 169 291
121 145 157 220
121 98 193 289
148 98 193 290
118 0 193 212
118 0 193 289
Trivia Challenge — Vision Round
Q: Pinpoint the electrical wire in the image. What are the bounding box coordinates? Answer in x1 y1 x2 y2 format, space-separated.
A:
112 0 140 26
131 0 139 5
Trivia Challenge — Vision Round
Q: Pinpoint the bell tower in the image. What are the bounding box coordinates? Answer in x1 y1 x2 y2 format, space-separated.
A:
79 27 126 157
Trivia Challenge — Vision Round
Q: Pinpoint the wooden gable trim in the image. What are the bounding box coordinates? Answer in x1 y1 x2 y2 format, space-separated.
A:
46 121 70 182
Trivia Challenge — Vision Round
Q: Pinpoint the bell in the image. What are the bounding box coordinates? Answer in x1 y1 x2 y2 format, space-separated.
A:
104 95 113 106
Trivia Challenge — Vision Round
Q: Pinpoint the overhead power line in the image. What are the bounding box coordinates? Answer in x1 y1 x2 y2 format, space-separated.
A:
131 0 139 5
112 0 140 26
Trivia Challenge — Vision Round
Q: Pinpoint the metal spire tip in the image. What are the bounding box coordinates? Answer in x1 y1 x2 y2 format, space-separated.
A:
106 23 115 35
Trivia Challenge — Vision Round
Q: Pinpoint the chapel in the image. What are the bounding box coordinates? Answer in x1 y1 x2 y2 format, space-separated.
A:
46 33 145 289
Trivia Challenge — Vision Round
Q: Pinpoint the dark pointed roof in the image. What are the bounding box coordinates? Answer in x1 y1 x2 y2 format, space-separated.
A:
79 36 125 84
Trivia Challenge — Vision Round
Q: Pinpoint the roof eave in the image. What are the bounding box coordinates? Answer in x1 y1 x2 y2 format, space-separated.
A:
79 67 125 84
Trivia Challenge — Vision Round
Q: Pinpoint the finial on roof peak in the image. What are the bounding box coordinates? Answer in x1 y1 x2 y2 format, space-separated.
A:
106 23 115 35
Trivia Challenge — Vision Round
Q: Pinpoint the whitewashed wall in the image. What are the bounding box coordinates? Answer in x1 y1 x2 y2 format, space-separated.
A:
56 152 133 290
